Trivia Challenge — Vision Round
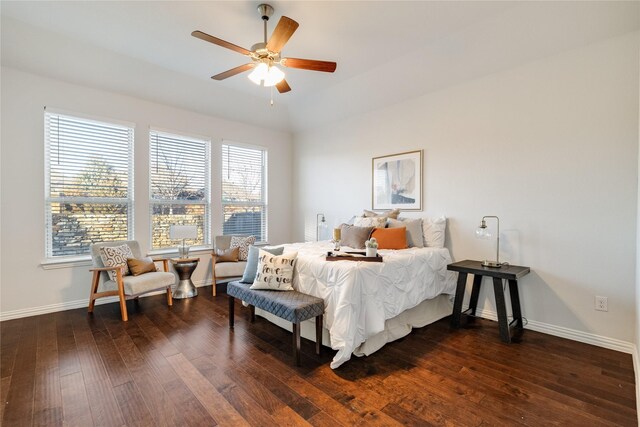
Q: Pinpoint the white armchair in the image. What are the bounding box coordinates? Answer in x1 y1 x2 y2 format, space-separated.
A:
89 241 174 321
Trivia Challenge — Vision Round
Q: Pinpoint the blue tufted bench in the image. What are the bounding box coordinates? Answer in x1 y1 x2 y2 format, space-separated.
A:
227 281 325 366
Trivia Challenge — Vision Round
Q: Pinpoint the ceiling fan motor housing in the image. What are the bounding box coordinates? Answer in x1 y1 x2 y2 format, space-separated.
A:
257 4 274 21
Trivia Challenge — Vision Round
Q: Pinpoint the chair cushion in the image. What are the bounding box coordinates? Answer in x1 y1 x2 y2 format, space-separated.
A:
227 281 324 323
101 271 174 295
215 261 247 278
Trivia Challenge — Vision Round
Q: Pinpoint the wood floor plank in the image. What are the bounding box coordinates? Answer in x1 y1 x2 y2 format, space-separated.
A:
60 371 94 427
2 316 38 427
166 352 249 426
112 381 154 427
84 380 126 427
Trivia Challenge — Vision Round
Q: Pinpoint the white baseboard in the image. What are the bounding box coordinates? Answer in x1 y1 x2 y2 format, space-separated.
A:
632 345 640 415
0 278 214 322
470 306 636 354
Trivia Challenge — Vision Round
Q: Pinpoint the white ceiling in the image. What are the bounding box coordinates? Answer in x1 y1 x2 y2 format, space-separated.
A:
2 1 639 132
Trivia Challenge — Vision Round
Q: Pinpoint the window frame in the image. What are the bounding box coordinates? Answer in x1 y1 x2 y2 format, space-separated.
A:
148 128 212 251
43 109 135 261
221 141 268 244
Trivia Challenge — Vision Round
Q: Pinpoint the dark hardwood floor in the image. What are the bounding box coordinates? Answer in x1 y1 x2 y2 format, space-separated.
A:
1 286 636 426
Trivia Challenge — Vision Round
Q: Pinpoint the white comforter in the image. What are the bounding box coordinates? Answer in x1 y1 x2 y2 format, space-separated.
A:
284 241 457 368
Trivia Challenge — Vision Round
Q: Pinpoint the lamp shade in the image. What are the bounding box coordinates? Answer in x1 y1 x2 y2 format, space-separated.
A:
169 225 198 240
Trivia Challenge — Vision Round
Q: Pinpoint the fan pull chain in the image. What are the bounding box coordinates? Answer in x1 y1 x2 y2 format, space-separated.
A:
270 85 274 106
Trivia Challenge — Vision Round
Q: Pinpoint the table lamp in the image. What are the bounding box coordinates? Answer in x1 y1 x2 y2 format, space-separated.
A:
170 225 198 258
475 216 502 268
316 213 328 241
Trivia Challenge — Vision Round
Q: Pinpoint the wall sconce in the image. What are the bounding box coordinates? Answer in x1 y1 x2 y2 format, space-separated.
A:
475 215 502 268
316 213 328 241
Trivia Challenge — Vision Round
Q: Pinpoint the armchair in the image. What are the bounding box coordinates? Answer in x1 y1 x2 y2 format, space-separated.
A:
211 235 248 296
88 240 174 321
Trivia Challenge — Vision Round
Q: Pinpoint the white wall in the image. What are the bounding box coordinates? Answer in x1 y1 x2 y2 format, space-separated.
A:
0 67 292 318
293 32 639 344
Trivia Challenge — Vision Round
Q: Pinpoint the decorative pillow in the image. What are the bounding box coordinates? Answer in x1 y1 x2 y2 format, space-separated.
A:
230 235 256 261
371 227 408 250
389 218 424 248
100 244 134 281
354 216 387 228
127 257 157 276
250 250 298 291
340 224 374 249
241 246 285 284
215 247 239 263
422 216 447 248
363 208 400 219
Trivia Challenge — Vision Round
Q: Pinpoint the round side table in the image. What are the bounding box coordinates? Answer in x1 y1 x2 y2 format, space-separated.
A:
171 257 199 299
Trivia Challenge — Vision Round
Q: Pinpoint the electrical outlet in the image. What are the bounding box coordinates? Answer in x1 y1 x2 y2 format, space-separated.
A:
595 296 608 312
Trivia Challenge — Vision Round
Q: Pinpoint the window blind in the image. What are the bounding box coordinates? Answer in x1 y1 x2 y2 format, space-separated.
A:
221 144 267 242
149 130 210 249
44 111 134 258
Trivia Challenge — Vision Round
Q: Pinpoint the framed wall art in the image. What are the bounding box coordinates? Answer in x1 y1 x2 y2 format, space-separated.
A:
372 150 423 211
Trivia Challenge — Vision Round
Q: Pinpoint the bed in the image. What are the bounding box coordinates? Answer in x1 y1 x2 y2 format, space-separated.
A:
254 240 457 369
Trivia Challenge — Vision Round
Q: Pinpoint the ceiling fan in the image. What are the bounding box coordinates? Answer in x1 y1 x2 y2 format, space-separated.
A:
192 3 336 94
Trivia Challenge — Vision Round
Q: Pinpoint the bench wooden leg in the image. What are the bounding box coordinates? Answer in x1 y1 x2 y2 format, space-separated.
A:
249 305 256 323
293 323 301 366
315 314 323 355
228 296 235 329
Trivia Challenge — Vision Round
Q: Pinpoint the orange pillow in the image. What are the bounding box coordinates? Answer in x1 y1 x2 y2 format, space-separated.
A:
371 227 407 250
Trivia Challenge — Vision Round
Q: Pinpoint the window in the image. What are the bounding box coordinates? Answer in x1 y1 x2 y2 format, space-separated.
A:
45 111 134 258
150 130 210 250
221 143 267 242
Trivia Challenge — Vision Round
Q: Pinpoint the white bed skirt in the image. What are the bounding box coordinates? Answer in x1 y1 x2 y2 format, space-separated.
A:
254 293 453 362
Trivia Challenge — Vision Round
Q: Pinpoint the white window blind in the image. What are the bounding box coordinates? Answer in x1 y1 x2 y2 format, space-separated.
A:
44 111 134 258
150 130 211 249
221 143 267 242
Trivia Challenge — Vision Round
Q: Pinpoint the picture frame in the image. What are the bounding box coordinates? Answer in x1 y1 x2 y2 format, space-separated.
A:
372 150 423 211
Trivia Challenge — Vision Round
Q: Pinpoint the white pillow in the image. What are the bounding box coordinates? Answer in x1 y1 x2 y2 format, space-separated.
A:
250 249 298 291
390 218 424 248
354 216 386 228
422 216 447 248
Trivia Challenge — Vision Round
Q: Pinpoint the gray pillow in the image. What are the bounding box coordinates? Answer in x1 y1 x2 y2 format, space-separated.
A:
389 218 424 248
240 245 284 283
340 224 374 249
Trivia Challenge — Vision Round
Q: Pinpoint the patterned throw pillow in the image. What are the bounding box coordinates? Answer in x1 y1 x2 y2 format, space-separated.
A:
100 244 134 281
354 216 387 228
230 235 256 261
250 249 297 291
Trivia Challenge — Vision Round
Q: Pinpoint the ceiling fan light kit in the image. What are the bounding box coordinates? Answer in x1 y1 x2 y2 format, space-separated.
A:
192 3 336 95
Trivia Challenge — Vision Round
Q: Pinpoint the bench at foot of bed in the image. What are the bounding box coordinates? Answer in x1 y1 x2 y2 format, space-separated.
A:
226 281 325 366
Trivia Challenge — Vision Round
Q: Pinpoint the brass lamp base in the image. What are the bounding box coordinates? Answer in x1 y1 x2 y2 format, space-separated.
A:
481 260 502 268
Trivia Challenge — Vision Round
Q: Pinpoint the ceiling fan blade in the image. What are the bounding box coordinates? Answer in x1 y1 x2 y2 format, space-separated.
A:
266 16 299 53
281 58 337 73
211 63 255 80
192 30 251 56
276 79 291 93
